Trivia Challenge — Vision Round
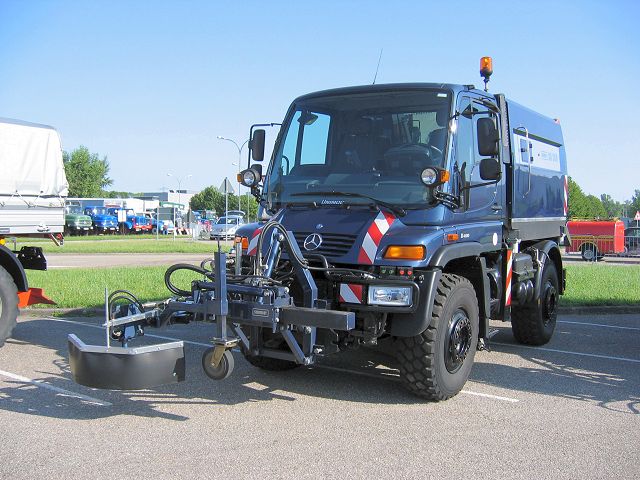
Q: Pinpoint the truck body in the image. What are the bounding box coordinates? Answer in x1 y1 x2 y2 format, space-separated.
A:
65 64 569 401
0 118 68 346
566 220 625 260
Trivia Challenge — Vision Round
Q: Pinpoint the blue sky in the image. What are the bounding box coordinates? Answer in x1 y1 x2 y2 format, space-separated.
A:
1 0 638 202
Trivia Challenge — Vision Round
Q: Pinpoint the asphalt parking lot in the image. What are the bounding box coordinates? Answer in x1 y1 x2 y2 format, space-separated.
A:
1 312 638 479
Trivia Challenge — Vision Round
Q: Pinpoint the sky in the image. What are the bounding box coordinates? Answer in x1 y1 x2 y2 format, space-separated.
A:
1 0 639 202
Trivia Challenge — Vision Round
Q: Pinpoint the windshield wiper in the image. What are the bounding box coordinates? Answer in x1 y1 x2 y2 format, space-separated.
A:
291 191 406 217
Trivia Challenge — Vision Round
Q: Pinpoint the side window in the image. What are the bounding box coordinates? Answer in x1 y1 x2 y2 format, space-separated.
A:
454 97 474 180
300 113 330 165
279 111 301 175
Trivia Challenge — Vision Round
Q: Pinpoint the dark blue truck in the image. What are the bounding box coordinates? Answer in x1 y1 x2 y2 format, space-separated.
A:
234 66 568 399
64 60 569 401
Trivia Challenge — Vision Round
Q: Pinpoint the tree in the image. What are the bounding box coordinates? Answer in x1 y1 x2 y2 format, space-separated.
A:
631 189 640 215
600 194 622 219
190 187 260 221
63 146 113 197
567 177 606 219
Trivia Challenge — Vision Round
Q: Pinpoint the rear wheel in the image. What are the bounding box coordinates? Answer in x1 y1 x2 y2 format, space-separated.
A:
395 274 479 401
581 243 598 261
511 262 559 345
0 266 19 348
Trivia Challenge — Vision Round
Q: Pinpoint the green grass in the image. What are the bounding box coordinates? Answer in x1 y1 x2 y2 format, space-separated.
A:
562 264 640 306
11 237 228 254
27 266 206 309
24 263 640 310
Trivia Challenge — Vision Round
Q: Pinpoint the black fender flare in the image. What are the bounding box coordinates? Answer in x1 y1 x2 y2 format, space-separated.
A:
528 240 564 297
0 244 28 292
391 242 496 338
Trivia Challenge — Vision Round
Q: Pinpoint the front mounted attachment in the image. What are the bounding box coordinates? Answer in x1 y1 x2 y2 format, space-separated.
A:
67 225 356 390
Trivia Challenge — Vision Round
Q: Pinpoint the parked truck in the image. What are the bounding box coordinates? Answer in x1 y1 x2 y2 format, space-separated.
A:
0 118 67 346
107 207 152 234
67 59 568 401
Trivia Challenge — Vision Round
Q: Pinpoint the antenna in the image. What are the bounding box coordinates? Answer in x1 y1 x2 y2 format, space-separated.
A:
372 48 383 84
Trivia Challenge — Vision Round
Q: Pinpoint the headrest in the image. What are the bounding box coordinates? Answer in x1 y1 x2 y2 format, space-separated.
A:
436 109 448 127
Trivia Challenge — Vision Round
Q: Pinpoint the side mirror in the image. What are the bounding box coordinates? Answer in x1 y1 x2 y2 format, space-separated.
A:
251 129 265 161
479 158 501 181
477 117 499 157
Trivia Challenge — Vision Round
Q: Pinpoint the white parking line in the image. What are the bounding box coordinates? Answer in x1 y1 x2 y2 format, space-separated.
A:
47 317 519 403
0 369 112 406
558 320 640 331
493 342 640 364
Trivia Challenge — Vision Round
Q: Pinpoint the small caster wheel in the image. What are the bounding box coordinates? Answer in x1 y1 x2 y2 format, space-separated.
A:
202 348 234 380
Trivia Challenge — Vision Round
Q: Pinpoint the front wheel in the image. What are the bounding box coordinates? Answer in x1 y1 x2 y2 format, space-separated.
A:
395 274 479 401
0 266 19 348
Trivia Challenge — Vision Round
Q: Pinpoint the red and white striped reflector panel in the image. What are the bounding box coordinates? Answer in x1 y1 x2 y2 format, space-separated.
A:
339 284 364 304
357 211 396 265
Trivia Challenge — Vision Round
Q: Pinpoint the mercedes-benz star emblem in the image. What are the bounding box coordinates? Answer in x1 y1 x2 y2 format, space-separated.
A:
303 233 323 251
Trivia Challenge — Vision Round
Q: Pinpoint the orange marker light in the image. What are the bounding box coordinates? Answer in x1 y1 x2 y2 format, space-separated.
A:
383 245 426 260
447 233 459 242
440 170 450 182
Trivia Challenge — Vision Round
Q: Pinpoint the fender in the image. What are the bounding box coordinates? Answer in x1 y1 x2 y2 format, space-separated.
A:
0 244 28 292
389 269 441 337
529 239 564 297
428 241 496 268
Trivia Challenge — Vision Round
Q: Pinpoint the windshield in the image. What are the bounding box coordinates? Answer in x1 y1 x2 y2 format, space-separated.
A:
87 207 109 215
266 89 451 209
66 206 82 214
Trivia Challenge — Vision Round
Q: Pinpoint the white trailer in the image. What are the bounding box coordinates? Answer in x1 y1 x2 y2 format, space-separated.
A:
0 118 68 346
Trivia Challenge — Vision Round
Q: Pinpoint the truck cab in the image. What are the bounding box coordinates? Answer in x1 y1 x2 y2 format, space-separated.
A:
65 205 93 235
84 206 118 234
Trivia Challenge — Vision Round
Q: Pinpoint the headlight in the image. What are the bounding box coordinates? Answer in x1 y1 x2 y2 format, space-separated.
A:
367 286 412 307
421 167 438 185
239 168 261 187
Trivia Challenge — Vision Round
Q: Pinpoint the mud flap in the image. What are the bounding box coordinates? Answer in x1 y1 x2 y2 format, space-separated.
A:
68 334 185 390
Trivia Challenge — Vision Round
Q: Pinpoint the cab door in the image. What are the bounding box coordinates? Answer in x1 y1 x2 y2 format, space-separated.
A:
452 94 503 220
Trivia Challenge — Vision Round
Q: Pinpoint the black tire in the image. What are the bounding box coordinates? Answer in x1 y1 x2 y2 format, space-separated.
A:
202 348 235 380
241 328 300 371
0 266 19 348
581 243 598 261
511 262 559 346
395 274 479 401
244 353 300 371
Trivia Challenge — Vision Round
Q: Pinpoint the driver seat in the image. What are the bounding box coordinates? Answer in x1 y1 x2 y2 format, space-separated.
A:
428 110 448 153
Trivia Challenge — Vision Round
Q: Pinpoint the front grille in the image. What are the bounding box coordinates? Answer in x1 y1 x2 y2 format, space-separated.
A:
293 232 358 258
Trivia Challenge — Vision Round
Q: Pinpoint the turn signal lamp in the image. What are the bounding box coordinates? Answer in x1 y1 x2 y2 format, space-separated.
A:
383 245 425 260
235 236 249 249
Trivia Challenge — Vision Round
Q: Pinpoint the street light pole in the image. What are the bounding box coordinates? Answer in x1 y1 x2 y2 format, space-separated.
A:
217 136 249 216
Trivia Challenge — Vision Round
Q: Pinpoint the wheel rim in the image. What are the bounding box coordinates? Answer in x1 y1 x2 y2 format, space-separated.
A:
582 245 596 260
445 309 472 374
542 282 557 326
